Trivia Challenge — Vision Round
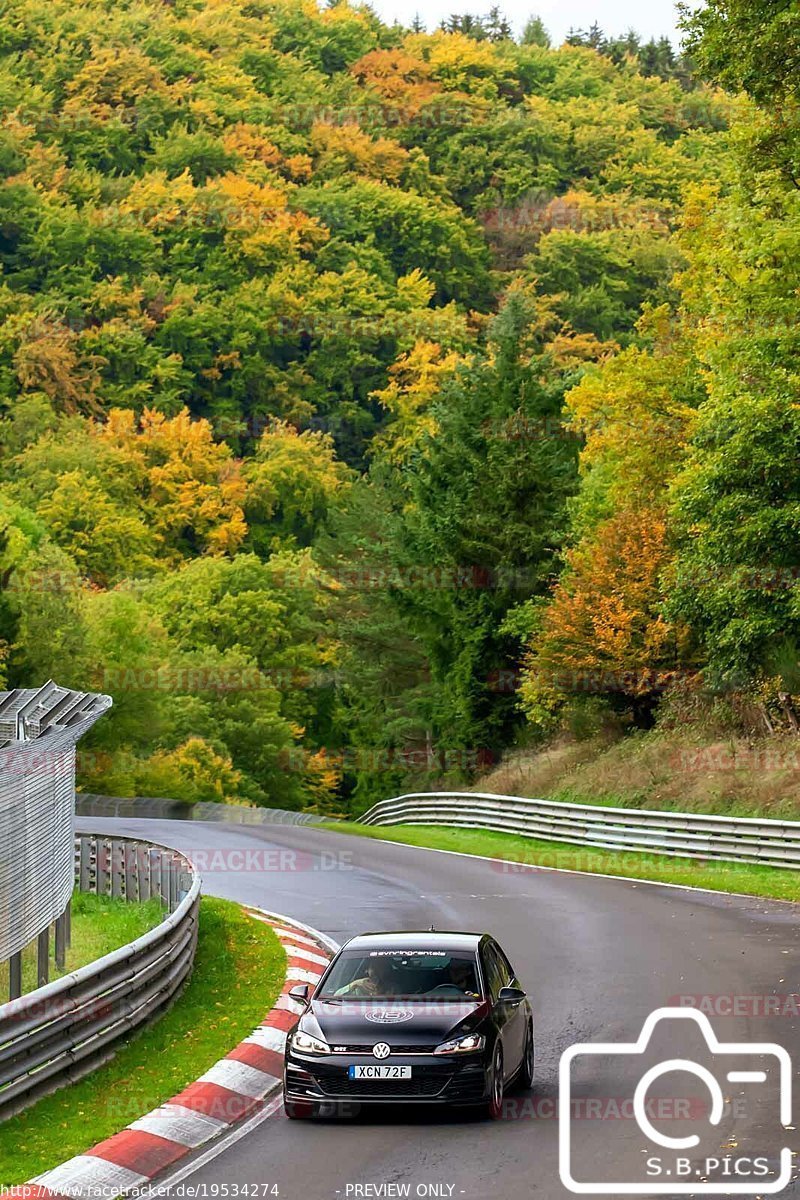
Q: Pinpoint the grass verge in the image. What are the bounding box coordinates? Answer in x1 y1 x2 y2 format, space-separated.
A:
0 896 285 1183
0 892 163 998
471 733 800 821
323 822 800 903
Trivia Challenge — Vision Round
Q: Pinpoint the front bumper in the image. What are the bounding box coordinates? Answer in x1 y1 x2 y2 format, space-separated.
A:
284 1051 490 1105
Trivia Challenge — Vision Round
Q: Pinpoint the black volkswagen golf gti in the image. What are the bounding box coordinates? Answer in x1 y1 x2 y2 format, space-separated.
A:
283 931 534 1118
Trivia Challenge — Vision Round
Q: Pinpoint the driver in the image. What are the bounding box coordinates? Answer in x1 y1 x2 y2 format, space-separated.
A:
443 958 480 998
334 956 395 997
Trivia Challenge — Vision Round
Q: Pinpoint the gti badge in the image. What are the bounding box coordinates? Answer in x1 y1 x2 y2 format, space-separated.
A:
364 1007 415 1024
372 1042 391 1060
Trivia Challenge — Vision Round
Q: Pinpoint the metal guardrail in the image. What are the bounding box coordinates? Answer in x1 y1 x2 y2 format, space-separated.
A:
360 792 800 870
77 794 328 825
0 834 200 1120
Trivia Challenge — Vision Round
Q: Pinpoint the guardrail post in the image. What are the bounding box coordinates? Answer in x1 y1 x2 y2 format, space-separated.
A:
111 840 123 899
137 844 150 901
8 951 22 1001
160 851 170 908
55 909 67 971
36 927 49 988
149 847 161 903
65 897 71 949
97 837 109 896
125 842 138 902
79 837 92 892
169 856 178 911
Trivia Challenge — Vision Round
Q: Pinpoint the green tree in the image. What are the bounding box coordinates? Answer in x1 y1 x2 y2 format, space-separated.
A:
682 0 800 177
521 16 550 48
667 176 800 691
243 421 352 553
332 286 579 799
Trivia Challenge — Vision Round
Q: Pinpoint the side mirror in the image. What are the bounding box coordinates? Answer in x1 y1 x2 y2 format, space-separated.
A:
498 985 526 1005
288 983 311 1004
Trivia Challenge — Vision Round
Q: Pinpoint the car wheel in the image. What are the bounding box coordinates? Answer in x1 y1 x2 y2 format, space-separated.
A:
518 1022 534 1091
488 1043 505 1119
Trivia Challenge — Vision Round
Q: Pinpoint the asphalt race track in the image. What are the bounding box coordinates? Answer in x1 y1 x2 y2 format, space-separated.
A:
75 814 800 1200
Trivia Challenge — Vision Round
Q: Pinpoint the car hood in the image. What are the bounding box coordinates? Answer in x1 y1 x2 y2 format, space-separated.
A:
300 998 488 1047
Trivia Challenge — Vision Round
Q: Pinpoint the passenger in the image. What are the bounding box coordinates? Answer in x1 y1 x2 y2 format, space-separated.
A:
334 957 395 997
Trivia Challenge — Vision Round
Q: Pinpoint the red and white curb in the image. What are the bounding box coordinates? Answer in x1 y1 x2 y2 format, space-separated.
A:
19 908 336 1200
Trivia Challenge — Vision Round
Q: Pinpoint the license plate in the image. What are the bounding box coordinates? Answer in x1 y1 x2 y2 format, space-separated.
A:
348 1064 412 1079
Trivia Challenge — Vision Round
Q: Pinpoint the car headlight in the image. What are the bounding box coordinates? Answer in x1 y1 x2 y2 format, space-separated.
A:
291 1030 331 1055
434 1032 485 1055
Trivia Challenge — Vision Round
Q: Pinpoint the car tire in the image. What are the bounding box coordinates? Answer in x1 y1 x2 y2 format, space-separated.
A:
488 1043 505 1119
518 1021 534 1091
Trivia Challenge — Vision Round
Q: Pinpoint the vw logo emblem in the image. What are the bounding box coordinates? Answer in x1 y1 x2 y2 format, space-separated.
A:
372 1042 391 1060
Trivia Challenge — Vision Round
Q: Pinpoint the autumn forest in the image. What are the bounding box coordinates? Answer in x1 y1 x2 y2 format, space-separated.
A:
0 0 797 814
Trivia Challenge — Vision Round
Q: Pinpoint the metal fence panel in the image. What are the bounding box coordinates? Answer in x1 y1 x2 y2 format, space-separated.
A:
0 685 111 961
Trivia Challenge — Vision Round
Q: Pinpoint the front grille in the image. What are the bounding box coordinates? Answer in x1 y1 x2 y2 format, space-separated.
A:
309 1062 453 1098
332 1044 438 1055
318 1074 450 1097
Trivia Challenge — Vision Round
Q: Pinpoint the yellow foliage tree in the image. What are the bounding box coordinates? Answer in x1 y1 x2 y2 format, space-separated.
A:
349 48 440 114
135 737 244 804
243 420 351 550
371 340 462 465
99 408 248 558
520 508 682 725
63 45 176 118
564 309 699 506
519 311 701 728
13 317 103 415
310 121 409 183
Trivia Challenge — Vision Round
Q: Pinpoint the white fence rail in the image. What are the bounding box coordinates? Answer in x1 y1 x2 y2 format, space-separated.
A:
360 793 800 869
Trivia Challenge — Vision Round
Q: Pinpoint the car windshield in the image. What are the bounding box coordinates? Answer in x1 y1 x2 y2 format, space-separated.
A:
319 949 482 1001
